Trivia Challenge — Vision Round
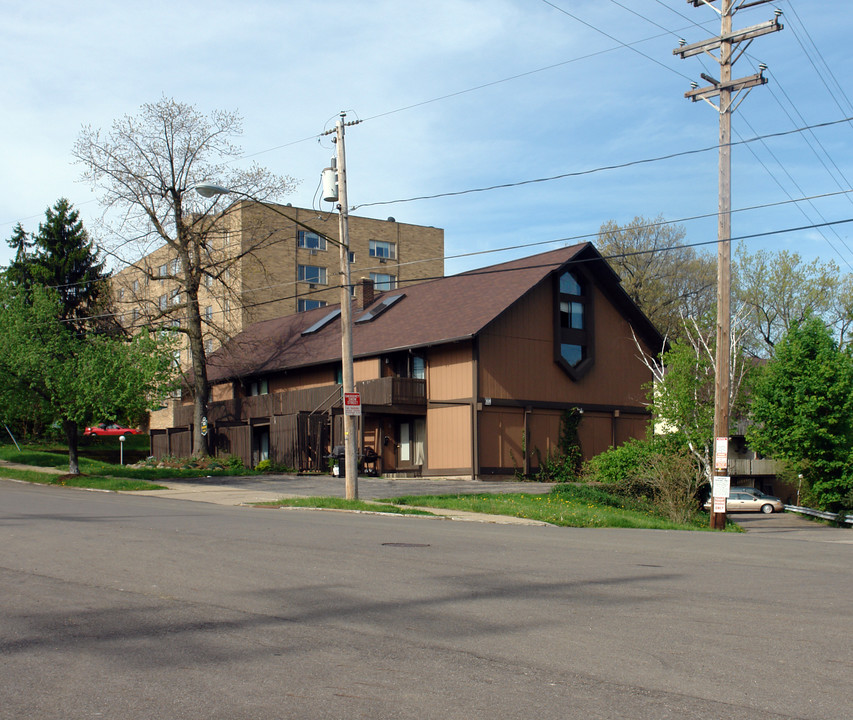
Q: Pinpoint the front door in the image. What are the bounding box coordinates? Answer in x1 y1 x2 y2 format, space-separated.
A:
397 418 424 470
253 426 270 468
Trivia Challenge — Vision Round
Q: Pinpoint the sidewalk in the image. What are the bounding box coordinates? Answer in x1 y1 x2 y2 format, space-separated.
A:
132 480 554 526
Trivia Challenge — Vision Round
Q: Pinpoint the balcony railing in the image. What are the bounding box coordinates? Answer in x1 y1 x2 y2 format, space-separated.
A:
173 377 427 427
357 377 426 407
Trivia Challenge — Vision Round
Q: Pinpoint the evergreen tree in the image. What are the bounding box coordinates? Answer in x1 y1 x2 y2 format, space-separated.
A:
27 198 108 331
5 223 35 288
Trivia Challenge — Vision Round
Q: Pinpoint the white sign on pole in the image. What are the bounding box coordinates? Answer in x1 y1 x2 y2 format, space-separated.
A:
343 392 361 416
713 497 727 514
714 436 728 472
713 475 731 499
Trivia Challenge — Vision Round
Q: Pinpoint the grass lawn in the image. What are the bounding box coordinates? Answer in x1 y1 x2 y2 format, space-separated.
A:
256 496 434 516
0 439 245 490
266 484 735 531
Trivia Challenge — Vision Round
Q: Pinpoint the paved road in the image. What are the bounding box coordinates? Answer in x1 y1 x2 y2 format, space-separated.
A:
2 479 851 719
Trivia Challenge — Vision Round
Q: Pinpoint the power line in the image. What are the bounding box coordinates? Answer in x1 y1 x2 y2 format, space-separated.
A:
60 213 853 327
352 115 853 210
39 186 853 294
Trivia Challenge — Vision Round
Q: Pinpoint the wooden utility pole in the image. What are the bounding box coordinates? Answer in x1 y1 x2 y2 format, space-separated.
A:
334 112 359 500
674 0 782 529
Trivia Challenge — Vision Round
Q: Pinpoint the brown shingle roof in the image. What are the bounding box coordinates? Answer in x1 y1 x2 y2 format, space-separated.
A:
206 243 661 383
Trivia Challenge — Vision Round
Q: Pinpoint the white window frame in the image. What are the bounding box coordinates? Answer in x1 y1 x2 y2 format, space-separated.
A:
298 265 327 285
369 240 396 260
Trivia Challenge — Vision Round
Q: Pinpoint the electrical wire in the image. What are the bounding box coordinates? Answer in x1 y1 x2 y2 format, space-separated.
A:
37 185 853 294
57 212 853 327
352 116 853 210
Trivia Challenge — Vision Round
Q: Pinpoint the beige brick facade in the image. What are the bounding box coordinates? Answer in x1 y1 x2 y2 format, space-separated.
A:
112 202 444 429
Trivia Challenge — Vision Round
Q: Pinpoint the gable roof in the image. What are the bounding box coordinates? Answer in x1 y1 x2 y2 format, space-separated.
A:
206 243 664 383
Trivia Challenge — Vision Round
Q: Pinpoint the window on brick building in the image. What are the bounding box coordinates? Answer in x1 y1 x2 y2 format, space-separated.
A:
369 240 396 260
370 272 396 291
298 265 327 284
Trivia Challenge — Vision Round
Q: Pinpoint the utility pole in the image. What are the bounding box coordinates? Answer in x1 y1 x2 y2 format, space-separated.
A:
331 112 360 500
674 0 782 529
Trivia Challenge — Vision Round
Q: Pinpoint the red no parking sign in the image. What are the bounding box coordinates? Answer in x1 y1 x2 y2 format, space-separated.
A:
344 392 361 416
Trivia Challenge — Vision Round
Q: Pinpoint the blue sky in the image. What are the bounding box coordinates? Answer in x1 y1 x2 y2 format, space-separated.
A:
2 0 851 276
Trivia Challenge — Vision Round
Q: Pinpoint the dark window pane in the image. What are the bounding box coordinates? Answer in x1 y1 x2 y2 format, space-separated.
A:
561 343 584 367
560 271 582 296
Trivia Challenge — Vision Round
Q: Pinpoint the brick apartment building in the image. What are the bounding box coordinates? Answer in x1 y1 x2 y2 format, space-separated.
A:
112 201 444 428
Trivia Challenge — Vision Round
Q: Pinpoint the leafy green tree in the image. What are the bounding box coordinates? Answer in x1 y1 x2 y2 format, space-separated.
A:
0 281 175 473
747 316 853 511
597 216 716 340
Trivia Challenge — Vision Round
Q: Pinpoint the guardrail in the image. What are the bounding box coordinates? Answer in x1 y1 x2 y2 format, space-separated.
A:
784 505 853 526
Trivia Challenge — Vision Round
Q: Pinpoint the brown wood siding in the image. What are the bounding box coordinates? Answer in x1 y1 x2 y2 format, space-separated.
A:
478 408 524 471
270 366 335 392
426 405 472 472
150 428 192 458
271 415 299 468
354 358 381 382
211 383 235 402
528 411 562 467
577 412 616 459
478 281 654 408
427 342 473 401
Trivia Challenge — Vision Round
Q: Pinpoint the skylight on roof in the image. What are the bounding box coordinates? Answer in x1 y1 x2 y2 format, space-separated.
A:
301 309 341 335
355 294 405 323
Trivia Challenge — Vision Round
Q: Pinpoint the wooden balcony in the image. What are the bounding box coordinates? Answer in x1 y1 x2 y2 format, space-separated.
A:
356 377 426 407
172 377 426 428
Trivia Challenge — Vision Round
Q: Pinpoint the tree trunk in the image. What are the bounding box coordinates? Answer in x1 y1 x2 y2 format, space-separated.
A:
185 289 210 458
64 419 80 474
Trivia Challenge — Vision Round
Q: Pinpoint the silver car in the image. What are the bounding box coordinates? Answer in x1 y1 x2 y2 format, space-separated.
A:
705 491 784 514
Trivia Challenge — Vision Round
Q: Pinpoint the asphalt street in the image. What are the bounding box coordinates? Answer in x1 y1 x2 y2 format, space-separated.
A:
1 478 851 719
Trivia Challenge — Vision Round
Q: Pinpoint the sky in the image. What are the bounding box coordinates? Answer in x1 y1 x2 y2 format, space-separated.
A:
2 0 852 277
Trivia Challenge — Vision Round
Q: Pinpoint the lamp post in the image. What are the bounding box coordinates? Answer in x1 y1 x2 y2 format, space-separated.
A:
193 183 359 499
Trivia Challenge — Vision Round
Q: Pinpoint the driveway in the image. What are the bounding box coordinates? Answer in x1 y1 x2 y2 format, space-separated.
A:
729 509 853 543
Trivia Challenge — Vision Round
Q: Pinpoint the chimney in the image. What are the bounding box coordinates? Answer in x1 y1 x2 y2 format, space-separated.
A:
356 277 375 310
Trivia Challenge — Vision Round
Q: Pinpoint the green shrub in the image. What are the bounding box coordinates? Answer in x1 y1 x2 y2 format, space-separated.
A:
225 454 245 471
584 435 688 484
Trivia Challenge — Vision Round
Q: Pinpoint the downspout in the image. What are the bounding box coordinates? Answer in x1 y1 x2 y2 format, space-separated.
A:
471 338 479 480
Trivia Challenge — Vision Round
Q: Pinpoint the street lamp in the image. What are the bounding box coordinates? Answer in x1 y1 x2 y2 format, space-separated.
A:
192 183 359 499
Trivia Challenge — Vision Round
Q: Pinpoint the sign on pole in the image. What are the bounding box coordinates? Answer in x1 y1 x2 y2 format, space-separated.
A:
714 436 728 472
713 475 731 499
713 497 727 514
343 392 361 417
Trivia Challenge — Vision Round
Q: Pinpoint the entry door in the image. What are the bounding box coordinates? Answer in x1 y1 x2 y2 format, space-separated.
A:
397 419 425 469
253 427 270 467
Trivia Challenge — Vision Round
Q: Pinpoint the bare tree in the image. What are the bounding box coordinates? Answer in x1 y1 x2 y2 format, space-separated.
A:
734 245 845 356
597 216 716 340
74 97 297 455
632 311 752 485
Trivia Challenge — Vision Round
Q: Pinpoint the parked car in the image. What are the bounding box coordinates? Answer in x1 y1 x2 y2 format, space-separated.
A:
704 491 784 514
83 423 142 437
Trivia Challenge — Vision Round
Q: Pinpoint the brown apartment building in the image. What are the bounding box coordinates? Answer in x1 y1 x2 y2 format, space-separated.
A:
112 202 444 428
151 244 665 477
